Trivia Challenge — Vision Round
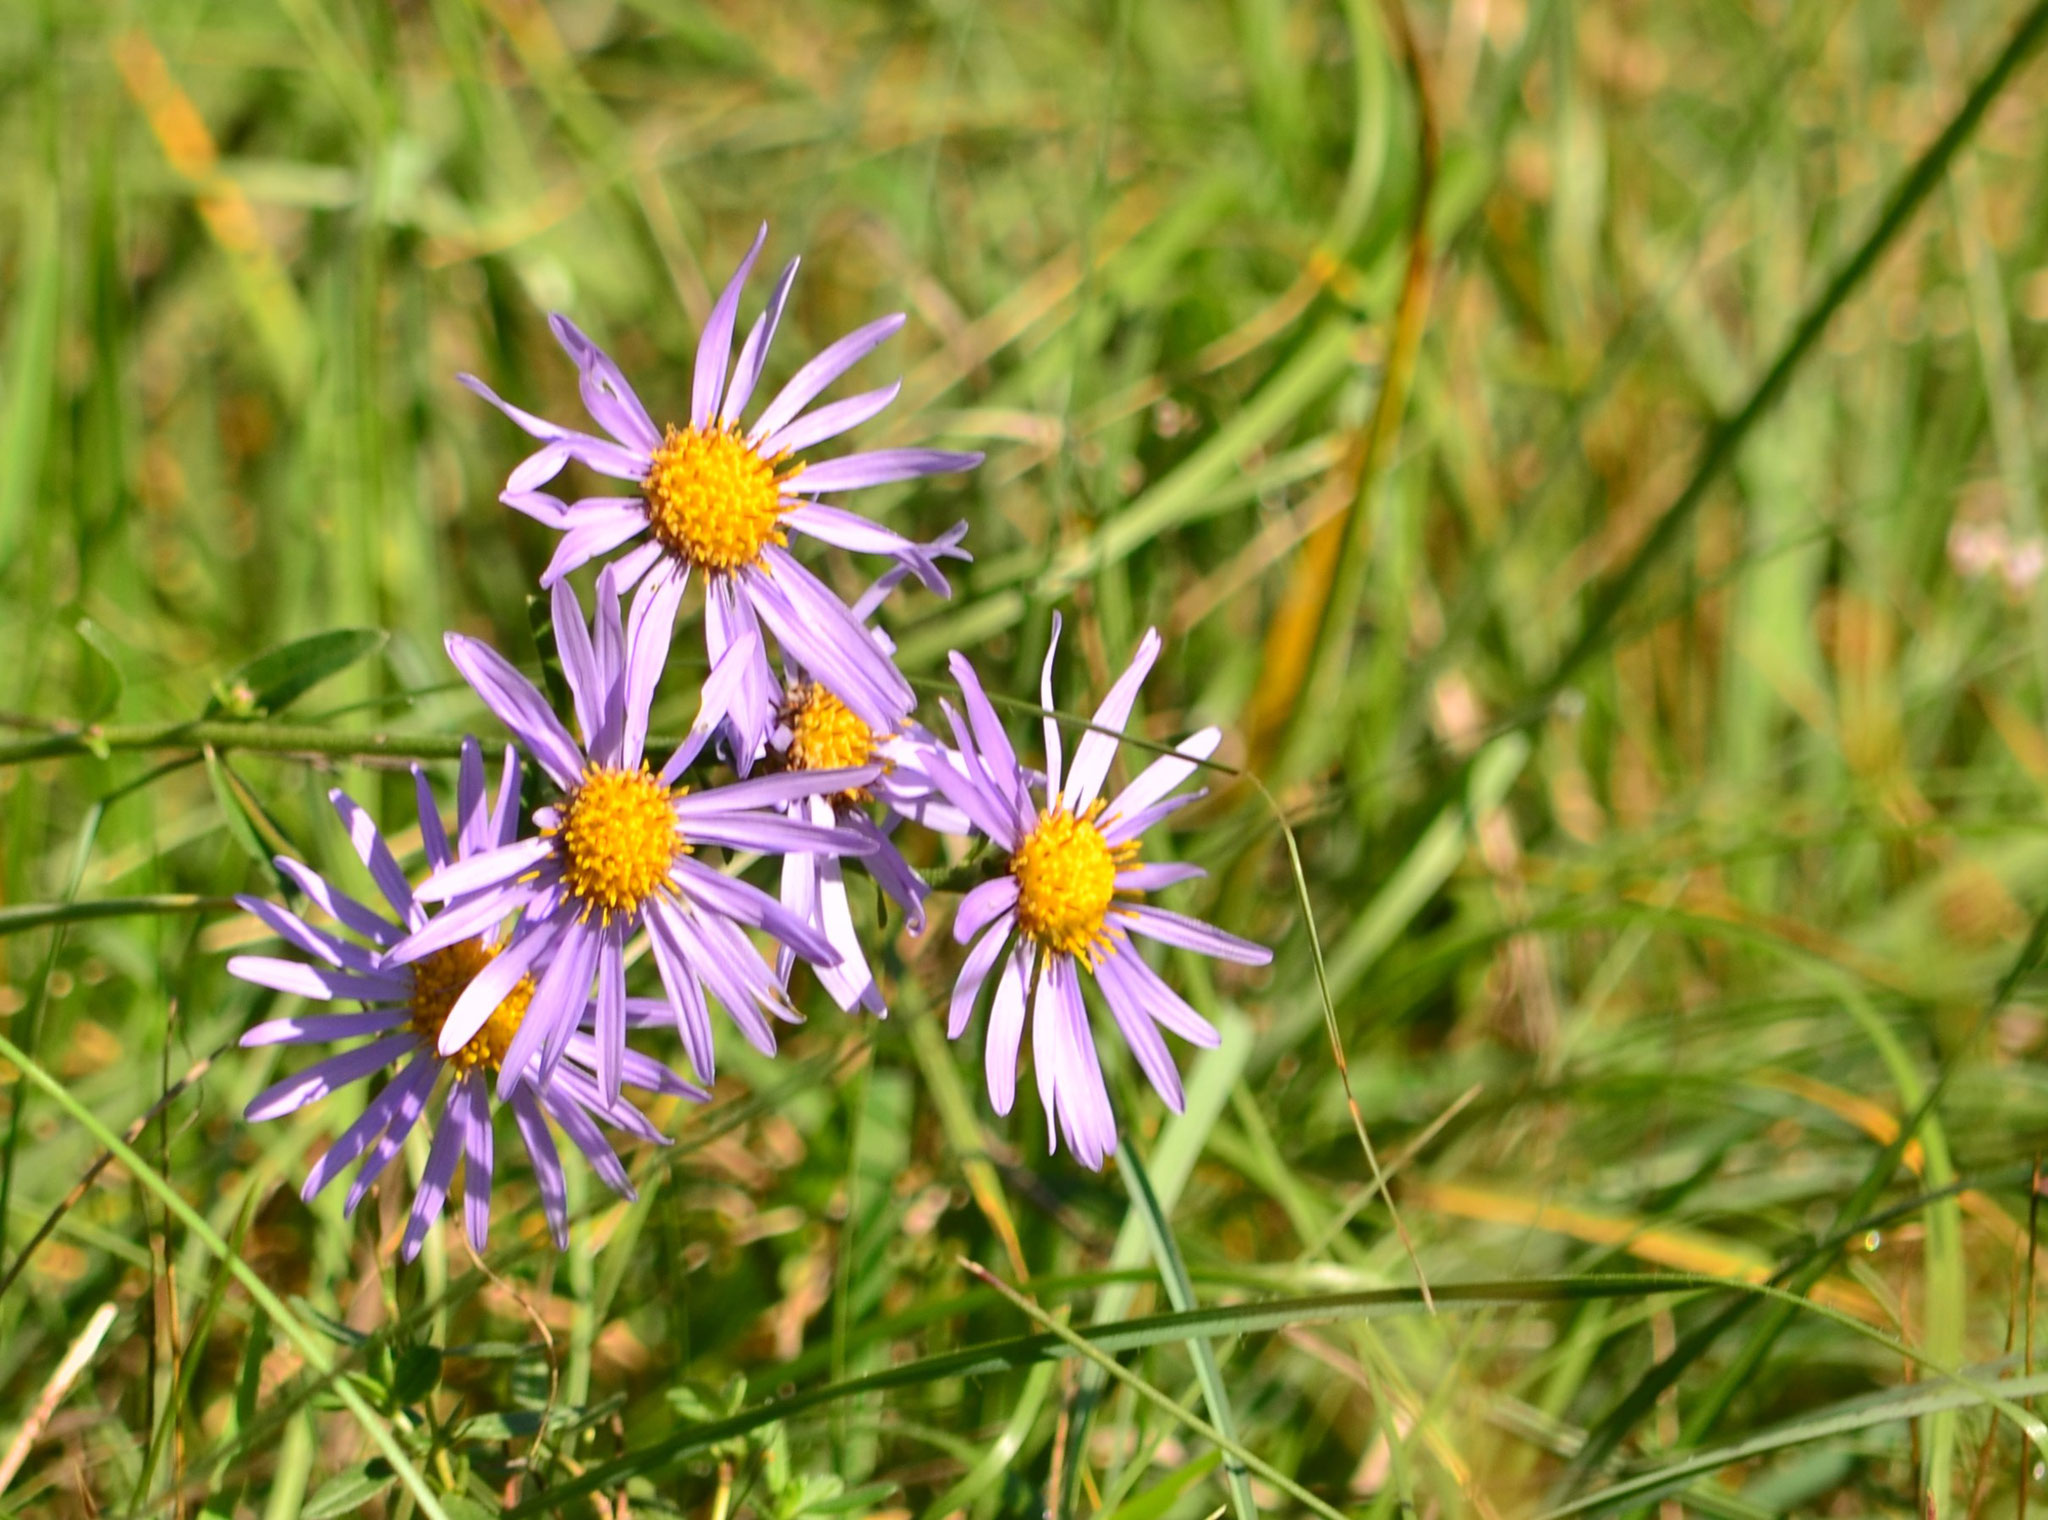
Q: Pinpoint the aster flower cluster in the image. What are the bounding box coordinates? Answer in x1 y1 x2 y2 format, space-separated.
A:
231 226 1271 1259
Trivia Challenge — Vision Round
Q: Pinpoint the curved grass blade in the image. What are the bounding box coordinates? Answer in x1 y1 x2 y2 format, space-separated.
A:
0 1030 449 1520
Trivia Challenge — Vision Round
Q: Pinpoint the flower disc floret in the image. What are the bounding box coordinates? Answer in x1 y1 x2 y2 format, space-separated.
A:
784 683 881 805
1012 803 1135 962
643 423 795 573
407 938 535 1074
552 763 686 918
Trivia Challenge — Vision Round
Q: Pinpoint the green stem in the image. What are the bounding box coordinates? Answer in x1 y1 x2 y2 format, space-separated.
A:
0 719 473 767
0 894 239 938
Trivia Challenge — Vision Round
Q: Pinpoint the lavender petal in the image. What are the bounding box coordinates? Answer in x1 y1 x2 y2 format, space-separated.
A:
750 313 905 443
445 634 588 788
547 313 661 451
1119 904 1272 966
1061 627 1161 814
693 223 768 429
787 448 983 494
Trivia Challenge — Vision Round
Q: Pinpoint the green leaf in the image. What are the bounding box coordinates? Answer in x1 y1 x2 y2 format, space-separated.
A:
71 618 124 724
206 628 387 718
301 1462 397 1520
206 751 286 867
390 1343 443 1406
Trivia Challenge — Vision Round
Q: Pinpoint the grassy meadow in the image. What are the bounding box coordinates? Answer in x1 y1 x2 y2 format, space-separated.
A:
5 0 2048 1514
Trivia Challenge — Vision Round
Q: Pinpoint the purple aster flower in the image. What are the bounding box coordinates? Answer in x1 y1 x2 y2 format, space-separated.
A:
230 742 703 1262
458 222 984 761
391 567 882 1097
928 618 1273 1169
763 525 980 1014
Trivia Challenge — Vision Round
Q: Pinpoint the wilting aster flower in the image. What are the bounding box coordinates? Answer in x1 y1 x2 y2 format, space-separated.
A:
931 619 1272 1168
459 222 984 762
230 742 702 1262
765 525 979 1014
389 567 880 1096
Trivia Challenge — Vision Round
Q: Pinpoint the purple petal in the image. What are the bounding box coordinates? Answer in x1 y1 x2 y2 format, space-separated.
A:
593 932 626 1106
783 503 953 595
1119 905 1271 966
661 625 756 783
547 314 661 451
490 745 524 849
677 809 876 859
948 652 1026 823
509 1088 571 1248
984 940 1033 1114
750 313 905 444
541 500 650 590
329 790 425 931
588 566 629 763
438 920 552 1055
227 955 406 1002
445 634 587 789
646 900 717 1081
401 1101 469 1262
1040 612 1065 800
460 1075 496 1251
622 562 687 768
386 880 532 965
245 1036 415 1123
235 895 358 970
954 878 1019 946
457 738 491 856
242 1010 410 1047
1062 628 1161 814
548 574 606 749
810 855 882 1013
1096 955 1184 1111
693 223 768 428
301 1053 436 1200
671 856 837 962
1104 727 1222 835
761 381 901 459
1051 957 1117 1169
699 579 779 768
1116 862 1207 892
417 836 553 904
948 918 1012 1039
674 767 879 817
273 857 399 948
1095 935 1221 1047
459 373 649 478
1102 789 1206 846
503 488 572 526
723 256 798 425
341 1060 438 1214
849 519 972 622
414 767 452 872
787 448 983 494
545 1093 635 1196
745 552 914 731
492 916 597 1095
927 699 1022 849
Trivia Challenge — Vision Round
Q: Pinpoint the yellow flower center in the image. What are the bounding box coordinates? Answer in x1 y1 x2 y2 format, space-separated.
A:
642 423 797 573
1011 803 1137 962
407 938 536 1074
549 763 686 919
783 684 880 806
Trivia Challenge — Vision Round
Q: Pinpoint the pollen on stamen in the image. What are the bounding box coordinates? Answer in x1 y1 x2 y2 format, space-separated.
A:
1011 801 1140 963
642 423 800 573
548 763 688 920
783 683 882 805
408 939 536 1074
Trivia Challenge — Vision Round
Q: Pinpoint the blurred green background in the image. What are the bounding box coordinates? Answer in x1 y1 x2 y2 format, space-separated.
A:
4 0 2048 1515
